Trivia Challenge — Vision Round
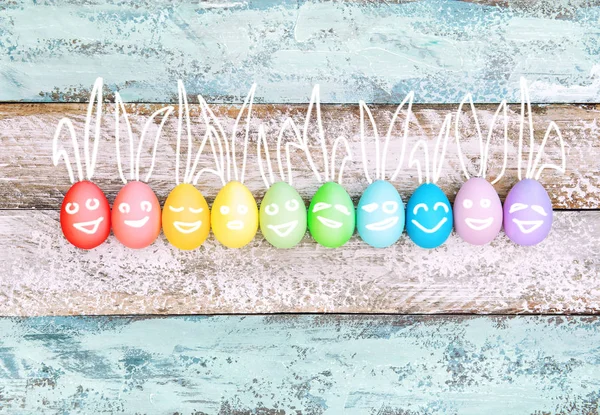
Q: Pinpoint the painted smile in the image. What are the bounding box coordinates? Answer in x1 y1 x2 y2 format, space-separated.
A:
73 217 104 235
465 217 493 231
411 217 447 234
317 216 342 229
174 221 202 234
513 218 543 234
227 220 244 230
267 220 298 237
124 216 149 228
365 216 398 231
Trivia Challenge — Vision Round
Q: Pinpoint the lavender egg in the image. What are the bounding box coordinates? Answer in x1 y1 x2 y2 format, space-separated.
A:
454 177 502 245
503 179 553 246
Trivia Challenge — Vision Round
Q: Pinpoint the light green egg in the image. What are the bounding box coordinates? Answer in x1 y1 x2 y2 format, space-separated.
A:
308 182 355 248
260 182 307 248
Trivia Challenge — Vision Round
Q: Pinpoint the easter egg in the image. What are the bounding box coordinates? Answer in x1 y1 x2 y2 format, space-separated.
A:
454 177 502 245
503 179 552 246
357 180 405 248
307 182 355 248
60 180 111 249
112 181 162 249
405 183 453 249
162 183 210 250
211 181 258 248
260 182 307 248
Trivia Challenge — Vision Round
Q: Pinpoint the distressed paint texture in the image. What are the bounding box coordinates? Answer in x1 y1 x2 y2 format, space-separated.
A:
1 0 600 103
0 316 600 414
1 210 599 315
1 103 596 209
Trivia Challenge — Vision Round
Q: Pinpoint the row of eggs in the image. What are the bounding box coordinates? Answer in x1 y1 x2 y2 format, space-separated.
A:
61 177 552 250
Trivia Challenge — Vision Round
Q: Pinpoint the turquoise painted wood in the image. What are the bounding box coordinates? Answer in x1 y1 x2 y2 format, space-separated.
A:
0 316 599 413
1 0 599 103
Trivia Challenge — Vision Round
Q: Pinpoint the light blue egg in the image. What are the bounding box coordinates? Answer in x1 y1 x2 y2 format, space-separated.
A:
357 180 405 248
405 183 453 249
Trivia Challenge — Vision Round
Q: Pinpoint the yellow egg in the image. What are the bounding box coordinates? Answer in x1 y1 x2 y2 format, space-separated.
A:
211 181 258 248
162 183 210 250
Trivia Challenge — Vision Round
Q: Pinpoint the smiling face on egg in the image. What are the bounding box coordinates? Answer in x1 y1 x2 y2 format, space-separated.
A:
357 180 405 248
111 181 162 249
211 181 258 248
405 183 453 249
162 183 210 250
260 182 307 249
60 180 111 249
503 178 553 246
307 182 355 248
454 177 502 245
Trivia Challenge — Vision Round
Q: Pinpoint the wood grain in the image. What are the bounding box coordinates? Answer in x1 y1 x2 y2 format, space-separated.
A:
1 103 597 210
1 315 600 413
1 0 599 103
1 210 598 315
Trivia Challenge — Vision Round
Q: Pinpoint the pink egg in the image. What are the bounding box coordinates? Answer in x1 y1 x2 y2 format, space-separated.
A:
111 181 162 249
453 177 502 245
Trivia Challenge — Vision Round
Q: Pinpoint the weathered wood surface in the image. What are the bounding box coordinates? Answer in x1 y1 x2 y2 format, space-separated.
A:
1 210 598 315
1 0 599 103
1 315 600 413
1 103 597 210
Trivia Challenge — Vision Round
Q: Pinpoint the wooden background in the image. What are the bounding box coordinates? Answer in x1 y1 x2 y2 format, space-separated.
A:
1 0 600 413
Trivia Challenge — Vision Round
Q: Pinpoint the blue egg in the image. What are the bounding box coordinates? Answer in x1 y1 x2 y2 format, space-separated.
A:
357 180 405 248
405 183 453 249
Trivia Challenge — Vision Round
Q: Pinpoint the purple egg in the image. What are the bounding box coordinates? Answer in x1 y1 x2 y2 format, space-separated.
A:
454 177 502 245
503 179 553 246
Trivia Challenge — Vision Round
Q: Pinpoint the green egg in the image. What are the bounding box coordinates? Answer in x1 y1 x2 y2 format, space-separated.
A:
308 182 355 248
260 182 307 248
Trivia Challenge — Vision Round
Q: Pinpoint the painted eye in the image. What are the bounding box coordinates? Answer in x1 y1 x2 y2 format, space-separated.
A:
169 206 184 213
265 203 279 216
509 203 528 214
463 199 473 209
312 202 331 213
238 205 248 215
285 199 300 212
85 198 100 211
480 198 491 208
335 204 352 216
531 205 548 216
141 201 152 212
189 207 203 214
119 203 130 214
65 202 79 215
434 202 449 213
413 203 428 215
361 202 378 213
220 205 230 215
382 201 398 214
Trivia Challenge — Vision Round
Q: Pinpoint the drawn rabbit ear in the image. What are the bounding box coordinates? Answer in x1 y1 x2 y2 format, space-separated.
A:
531 120 566 181
52 117 82 184
331 135 352 185
485 100 509 185
83 77 103 180
385 91 414 182
136 105 174 183
257 124 275 189
518 77 536 181
303 85 326 183
431 113 453 184
455 93 484 180
198 93 228 184
115 91 135 184
276 117 315 187
231 84 257 184
408 139 429 185
359 100 380 184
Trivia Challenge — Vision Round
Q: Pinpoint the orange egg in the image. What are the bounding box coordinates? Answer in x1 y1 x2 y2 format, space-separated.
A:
162 183 210 250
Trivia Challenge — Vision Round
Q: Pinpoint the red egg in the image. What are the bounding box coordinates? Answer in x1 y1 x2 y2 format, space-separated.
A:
111 181 161 249
60 181 111 250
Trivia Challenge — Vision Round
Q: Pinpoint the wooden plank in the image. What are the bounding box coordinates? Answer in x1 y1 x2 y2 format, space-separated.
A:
1 210 598 315
1 1 599 103
1 103 597 210
0 315 599 413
